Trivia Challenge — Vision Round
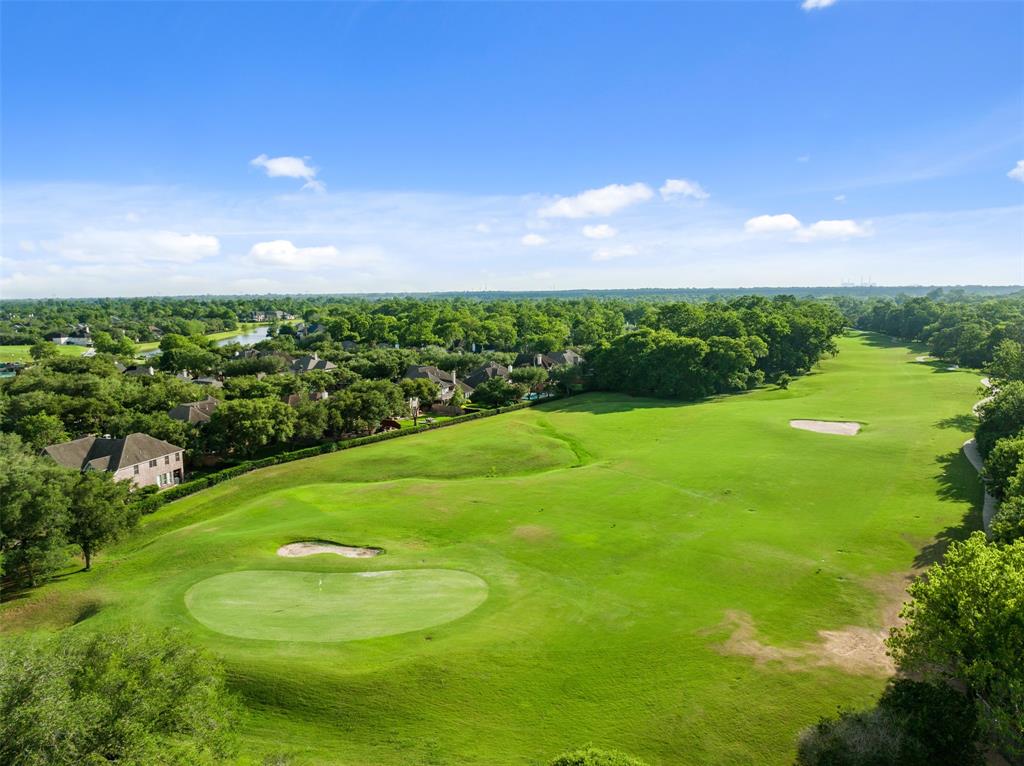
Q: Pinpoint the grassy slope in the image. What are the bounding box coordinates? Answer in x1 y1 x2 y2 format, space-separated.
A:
1 333 984 766
0 344 87 363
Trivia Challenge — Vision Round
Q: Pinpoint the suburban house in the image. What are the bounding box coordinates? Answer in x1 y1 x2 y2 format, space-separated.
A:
290 353 337 373
168 396 220 424
124 365 157 377
246 310 294 322
513 349 585 370
45 331 70 345
42 433 185 489
404 364 474 403
464 361 510 388
194 376 224 388
282 390 329 407
66 327 93 346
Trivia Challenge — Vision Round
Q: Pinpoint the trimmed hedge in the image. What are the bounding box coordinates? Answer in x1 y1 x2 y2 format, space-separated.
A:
132 396 561 515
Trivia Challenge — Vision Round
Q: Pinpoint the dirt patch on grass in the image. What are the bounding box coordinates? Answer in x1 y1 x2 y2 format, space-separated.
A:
790 419 861 436
706 571 915 677
512 524 553 542
277 541 382 558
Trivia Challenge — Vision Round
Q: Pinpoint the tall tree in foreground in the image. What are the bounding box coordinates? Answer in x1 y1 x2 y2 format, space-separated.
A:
67 471 136 570
0 433 72 587
887 532 1024 759
0 627 238 766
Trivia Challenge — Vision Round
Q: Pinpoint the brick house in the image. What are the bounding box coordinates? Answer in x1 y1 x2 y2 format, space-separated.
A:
42 433 185 489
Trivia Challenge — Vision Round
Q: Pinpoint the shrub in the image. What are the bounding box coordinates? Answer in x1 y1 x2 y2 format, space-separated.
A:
0 627 238 765
549 746 650 766
990 495 1024 545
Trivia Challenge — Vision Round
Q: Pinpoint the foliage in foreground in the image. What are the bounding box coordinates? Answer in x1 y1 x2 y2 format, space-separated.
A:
887 533 1024 757
0 627 238 766
795 679 982 766
549 746 650 766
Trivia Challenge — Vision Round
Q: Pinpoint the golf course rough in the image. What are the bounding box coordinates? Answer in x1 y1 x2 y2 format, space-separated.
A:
3 333 987 766
185 569 488 642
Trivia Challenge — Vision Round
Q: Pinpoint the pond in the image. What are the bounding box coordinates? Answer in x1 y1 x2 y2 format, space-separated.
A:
140 325 271 358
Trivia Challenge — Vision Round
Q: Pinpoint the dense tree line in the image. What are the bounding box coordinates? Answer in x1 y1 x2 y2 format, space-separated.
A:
588 296 845 398
842 291 1024 368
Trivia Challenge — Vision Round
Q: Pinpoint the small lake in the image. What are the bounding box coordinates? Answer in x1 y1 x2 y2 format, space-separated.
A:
215 325 270 347
140 325 271 358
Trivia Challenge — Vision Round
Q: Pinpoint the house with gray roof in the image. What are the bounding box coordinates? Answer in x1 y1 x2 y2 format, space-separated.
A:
42 433 185 489
290 353 337 373
168 396 220 425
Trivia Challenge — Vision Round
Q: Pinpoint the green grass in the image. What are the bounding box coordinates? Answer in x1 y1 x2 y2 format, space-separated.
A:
2 332 985 765
185 569 489 642
0 344 88 363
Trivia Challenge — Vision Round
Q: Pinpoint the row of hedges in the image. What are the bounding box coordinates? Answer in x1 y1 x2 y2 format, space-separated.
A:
131 396 562 515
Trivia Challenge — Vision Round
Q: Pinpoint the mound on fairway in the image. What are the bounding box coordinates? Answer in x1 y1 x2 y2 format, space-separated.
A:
789 419 861 436
277 541 381 558
185 569 488 642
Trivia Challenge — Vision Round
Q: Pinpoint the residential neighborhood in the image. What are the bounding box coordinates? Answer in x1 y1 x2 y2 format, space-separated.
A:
42 432 185 488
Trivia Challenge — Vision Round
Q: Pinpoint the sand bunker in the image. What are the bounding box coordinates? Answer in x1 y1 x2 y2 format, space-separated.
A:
277 541 381 559
789 419 861 436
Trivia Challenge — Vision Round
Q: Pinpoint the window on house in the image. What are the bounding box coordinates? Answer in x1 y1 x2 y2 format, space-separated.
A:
175 452 181 462
133 464 140 475
164 455 170 465
159 473 168 486
149 459 157 467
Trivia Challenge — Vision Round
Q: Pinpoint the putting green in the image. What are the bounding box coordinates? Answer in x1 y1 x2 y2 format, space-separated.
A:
185 569 488 642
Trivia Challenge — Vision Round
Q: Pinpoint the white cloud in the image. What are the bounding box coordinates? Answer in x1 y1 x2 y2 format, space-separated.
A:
250 154 324 191
521 233 548 247
659 178 709 201
834 194 847 202
796 219 871 241
744 213 803 233
42 228 220 263
582 224 618 240
592 244 639 262
802 0 837 10
1009 160 1024 182
475 222 492 233
247 239 382 270
18 240 36 252
538 182 653 219
797 154 811 163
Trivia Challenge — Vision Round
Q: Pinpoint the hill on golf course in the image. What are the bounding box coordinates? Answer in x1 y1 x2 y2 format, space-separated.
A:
4 332 985 765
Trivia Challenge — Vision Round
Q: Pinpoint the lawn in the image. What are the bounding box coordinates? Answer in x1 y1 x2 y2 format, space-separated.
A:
0 344 88 363
1 332 985 765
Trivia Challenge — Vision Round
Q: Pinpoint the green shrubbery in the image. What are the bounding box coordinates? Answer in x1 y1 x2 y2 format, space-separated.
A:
549 746 650 766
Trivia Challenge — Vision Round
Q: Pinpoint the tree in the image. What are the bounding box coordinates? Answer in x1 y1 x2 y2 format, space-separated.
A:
990 496 1024 545
795 679 981 766
29 340 57 361
292 396 328 442
327 380 404 435
983 434 1024 499
0 627 238 766
989 339 1024 382
470 377 526 407
67 471 136 570
549 747 650 766
0 434 72 587
510 365 548 392
976 382 1024 457
887 532 1024 756
14 412 68 451
548 363 584 395
205 398 297 456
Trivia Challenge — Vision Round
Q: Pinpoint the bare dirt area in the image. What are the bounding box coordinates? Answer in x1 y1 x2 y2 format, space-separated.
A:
706 570 916 677
277 541 382 558
789 419 861 436
512 524 553 542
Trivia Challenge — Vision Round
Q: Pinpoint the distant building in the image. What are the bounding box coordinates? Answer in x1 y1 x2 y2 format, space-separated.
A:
124 365 157 377
42 433 185 489
290 353 337 373
194 376 224 388
404 364 474 402
168 396 220 424
464 361 510 389
45 331 70 345
513 349 585 370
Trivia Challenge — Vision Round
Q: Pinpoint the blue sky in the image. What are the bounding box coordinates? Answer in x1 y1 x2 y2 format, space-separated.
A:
2 1 1022 297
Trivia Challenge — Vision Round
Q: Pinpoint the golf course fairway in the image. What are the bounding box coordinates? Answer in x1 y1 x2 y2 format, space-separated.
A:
3 332 986 765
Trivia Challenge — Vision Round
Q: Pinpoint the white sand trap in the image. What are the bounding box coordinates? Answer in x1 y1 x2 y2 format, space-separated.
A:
277 542 381 559
914 355 934 363
790 419 861 436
